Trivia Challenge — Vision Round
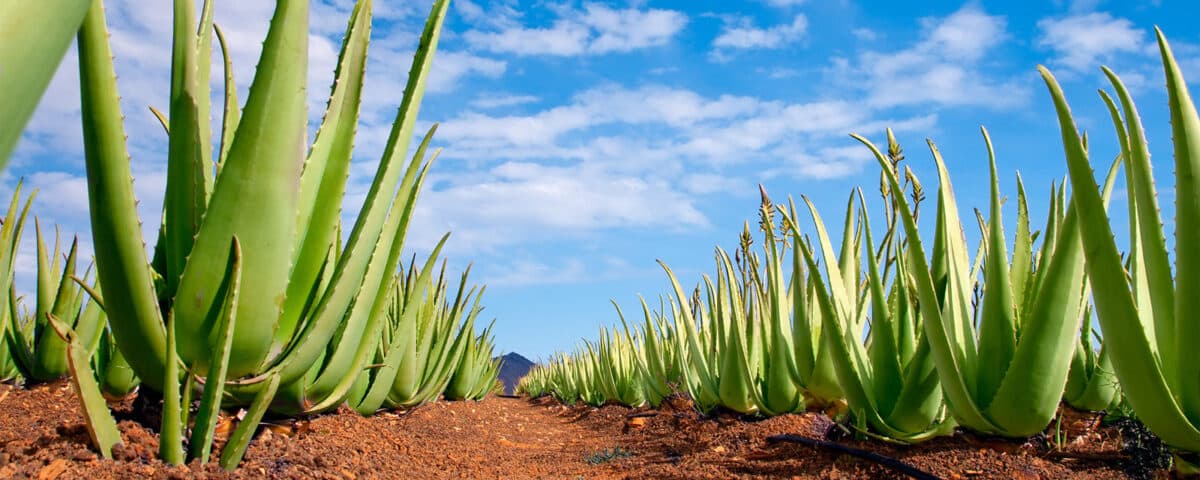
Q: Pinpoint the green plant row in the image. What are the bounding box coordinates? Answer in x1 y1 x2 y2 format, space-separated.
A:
525 34 1200 458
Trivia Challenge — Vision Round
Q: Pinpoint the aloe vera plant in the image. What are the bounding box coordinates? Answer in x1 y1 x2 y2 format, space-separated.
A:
1064 306 1120 412
777 131 952 443
0 1 93 165
860 125 1120 438
1041 29 1200 452
0 187 34 383
73 0 454 468
5 223 107 384
444 319 501 401
347 252 486 414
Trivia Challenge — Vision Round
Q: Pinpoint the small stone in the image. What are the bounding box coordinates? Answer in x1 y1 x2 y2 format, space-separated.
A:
37 459 70 480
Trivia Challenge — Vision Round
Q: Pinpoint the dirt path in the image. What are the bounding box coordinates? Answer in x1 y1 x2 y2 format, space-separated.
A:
272 395 633 479
0 382 1141 479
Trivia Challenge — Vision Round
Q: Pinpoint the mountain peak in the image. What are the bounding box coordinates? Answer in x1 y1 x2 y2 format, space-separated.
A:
495 353 535 395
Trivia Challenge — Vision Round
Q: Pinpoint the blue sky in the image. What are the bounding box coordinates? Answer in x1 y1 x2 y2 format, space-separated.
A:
8 0 1198 361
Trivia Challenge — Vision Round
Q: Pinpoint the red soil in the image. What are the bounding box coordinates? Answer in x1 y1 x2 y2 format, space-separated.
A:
0 382 1150 479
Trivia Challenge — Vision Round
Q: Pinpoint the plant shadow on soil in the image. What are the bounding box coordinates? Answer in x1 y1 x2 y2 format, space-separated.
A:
0 382 1170 479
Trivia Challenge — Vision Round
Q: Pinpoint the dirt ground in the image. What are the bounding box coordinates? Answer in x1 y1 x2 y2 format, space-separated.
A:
0 381 1161 479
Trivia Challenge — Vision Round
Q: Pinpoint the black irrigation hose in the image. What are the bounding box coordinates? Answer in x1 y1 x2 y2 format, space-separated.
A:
496 394 522 399
767 434 942 480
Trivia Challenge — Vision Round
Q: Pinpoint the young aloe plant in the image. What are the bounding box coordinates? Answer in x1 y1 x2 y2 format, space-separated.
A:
0 1 93 165
444 320 502 401
1064 306 1120 411
74 0 453 469
660 252 761 415
347 251 484 414
629 298 682 406
861 126 1118 438
1041 29 1200 453
5 224 107 383
0 187 33 383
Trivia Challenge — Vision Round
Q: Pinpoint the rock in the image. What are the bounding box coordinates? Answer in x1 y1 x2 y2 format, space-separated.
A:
37 459 69 480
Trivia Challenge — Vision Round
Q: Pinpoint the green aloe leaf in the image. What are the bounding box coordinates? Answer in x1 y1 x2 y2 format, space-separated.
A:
0 0 92 165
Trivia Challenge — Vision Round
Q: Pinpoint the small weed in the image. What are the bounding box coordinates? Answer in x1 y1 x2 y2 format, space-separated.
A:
584 447 633 465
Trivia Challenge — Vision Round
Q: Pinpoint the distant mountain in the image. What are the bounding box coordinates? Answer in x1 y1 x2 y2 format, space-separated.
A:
495 353 535 395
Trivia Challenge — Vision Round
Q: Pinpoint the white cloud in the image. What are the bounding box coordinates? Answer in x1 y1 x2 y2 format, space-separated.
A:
464 4 687 56
828 6 1028 109
758 67 801 79
406 80 938 254
407 161 710 255
484 258 589 287
470 94 540 109
852 28 878 41
439 85 761 149
1037 13 1147 72
713 15 808 50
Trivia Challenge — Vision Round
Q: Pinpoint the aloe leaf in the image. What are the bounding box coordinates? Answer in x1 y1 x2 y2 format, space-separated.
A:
172 0 308 378
0 0 91 164
78 0 169 388
162 0 210 298
1100 65 1177 386
189 237 242 462
1009 174 1033 314
857 192 904 417
1097 91 1159 349
281 0 372 342
39 237 81 373
927 143 979 379
47 315 122 459
791 213 876 418
292 138 439 407
160 310 183 465
985 168 1092 436
219 373 280 471
213 24 240 173
262 0 450 387
307 233 449 413
975 127 1016 411
1155 29 1200 426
